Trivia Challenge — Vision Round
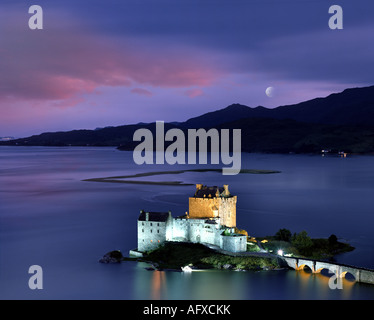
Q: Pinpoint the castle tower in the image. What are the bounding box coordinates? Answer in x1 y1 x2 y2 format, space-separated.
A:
188 184 237 227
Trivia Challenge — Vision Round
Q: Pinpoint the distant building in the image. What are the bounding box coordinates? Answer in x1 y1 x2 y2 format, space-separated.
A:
0 137 15 141
136 184 246 253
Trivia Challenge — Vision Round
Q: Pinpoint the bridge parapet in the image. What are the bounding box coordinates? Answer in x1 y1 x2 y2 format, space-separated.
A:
314 261 333 273
279 257 374 285
281 257 298 270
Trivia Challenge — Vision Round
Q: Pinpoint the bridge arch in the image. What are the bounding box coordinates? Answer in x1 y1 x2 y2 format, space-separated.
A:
340 271 356 282
314 267 329 274
297 264 313 273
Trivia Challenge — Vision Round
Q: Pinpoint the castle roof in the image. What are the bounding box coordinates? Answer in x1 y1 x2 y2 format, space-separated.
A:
193 184 232 198
138 211 170 222
194 186 223 198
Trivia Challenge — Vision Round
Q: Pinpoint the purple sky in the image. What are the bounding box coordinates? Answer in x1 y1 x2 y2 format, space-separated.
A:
1 0 373 137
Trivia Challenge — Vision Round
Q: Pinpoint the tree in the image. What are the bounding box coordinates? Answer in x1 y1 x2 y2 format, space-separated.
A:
275 228 292 242
292 231 313 255
328 234 338 246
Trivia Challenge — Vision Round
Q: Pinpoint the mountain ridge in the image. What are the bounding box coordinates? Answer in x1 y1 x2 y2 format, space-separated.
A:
1 85 374 154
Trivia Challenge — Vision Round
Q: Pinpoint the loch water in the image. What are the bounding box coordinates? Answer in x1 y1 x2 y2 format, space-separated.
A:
0 146 374 299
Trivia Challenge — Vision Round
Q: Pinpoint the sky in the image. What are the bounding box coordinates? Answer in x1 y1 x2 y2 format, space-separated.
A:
0 0 373 137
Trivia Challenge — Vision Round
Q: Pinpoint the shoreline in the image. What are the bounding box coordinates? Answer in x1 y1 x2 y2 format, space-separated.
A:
100 242 282 272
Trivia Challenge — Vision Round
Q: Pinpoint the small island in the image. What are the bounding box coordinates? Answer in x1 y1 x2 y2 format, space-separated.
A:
100 228 354 272
100 183 358 278
101 242 279 271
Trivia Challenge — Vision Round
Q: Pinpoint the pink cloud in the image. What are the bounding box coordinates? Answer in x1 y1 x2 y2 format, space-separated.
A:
130 88 153 97
0 10 223 110
185 88 204 98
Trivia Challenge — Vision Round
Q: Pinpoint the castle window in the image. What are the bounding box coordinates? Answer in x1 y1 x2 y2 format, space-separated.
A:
150 229 153 233
150 223 153 226
158 240 160 243
157 223 159 227
142 229 144 233
157 230 159 234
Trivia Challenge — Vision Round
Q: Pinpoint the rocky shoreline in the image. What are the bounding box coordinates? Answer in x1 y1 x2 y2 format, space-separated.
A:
99 242 282 272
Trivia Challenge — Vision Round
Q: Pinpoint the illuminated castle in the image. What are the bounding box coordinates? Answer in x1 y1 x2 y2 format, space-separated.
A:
136 184 246 254
189 184 237 228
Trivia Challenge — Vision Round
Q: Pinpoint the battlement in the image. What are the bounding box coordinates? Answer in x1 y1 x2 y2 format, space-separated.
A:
193 184 231 198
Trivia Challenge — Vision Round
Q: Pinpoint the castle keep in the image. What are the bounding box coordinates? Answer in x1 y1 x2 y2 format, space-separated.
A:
136 184 246 253
189 184 236 227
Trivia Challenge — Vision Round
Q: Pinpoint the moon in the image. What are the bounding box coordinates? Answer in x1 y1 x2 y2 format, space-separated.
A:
265 86 274 98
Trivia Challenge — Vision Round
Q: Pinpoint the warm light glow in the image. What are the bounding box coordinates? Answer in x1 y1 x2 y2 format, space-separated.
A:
277 249 283 256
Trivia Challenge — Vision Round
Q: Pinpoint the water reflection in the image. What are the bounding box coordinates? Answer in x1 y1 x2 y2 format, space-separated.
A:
151 271 166 300
133 262 368 300
134 264 249 300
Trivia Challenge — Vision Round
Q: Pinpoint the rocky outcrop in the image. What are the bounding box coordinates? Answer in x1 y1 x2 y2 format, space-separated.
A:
99 250 123 264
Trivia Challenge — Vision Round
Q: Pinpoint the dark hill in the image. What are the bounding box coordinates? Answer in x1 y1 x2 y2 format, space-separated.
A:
271 86 374 126
1 85 374 153
181 104 272 128
182 85 374 128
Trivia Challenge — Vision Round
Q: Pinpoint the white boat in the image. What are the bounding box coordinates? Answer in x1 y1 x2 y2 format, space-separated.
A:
181 265 193 272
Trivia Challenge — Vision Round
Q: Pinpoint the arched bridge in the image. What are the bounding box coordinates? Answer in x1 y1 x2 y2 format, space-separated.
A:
281 257 374 285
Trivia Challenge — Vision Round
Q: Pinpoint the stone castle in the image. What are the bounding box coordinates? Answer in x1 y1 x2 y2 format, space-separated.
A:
136 184 247 254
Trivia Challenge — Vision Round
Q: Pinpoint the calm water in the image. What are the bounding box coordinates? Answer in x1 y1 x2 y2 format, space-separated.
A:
0 146 374 299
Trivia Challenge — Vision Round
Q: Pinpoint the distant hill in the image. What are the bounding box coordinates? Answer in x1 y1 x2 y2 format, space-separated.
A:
271 86 374 126
1 85 374 154
182 85 374 128
181 104 272 128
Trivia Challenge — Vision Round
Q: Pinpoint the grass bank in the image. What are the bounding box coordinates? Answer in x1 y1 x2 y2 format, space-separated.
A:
140 242 279 271
257 230 354 260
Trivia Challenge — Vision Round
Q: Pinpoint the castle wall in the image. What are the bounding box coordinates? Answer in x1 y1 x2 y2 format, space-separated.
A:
172 218 189 241
188 197 219 219
172 218 223 247
189 220 219 245
221 234 247 252
218 196 236 227
137 217 172 252
138 216 246 253
188 196 237 228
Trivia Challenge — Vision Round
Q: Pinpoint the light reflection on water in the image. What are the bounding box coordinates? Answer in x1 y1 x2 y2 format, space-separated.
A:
0 147 374 299
133 264 370 300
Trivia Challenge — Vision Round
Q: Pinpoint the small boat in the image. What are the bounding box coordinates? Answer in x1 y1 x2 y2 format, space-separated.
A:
181 265 193 272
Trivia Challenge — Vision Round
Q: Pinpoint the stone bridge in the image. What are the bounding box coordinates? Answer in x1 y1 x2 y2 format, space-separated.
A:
281 256 374 285
202 242 374 285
